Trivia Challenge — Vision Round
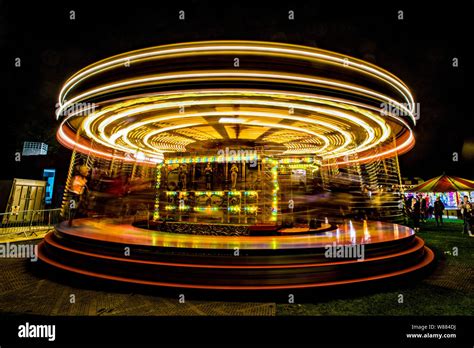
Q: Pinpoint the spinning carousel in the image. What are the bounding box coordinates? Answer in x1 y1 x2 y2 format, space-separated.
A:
38 41 434 290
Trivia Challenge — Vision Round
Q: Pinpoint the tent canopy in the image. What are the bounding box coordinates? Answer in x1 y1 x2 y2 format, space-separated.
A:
408 175 474 193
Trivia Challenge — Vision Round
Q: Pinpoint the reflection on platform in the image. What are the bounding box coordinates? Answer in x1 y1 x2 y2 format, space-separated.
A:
58 218 414 250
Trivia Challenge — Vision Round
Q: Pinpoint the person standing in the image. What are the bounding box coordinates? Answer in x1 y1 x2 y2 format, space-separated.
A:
420 196 427 222
459 195 473 236
412 197 421 232
433 196 445 227
68 165 89 226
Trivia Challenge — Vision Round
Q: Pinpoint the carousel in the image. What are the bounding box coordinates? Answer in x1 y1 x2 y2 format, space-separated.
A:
38 41 434 290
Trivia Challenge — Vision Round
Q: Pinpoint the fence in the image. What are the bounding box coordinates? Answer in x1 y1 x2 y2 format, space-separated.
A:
0 208 61 238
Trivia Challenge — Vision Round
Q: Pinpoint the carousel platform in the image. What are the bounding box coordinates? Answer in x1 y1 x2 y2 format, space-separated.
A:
37 218 434 290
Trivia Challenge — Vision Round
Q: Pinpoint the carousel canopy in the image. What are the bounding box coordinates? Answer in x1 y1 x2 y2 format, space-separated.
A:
55 41 416 166
408 175 474 193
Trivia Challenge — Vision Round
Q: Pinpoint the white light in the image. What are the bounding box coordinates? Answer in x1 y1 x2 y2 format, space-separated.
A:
135 151 146 161
218 117 245 124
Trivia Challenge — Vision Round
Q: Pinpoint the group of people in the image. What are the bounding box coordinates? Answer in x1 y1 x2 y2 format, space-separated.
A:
405 194 473 236
406 195 444 231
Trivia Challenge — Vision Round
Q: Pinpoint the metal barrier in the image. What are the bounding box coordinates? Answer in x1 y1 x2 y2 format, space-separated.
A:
0 208 62 238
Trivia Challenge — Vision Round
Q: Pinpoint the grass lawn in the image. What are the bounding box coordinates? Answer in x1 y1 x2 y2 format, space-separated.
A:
277 219 473 315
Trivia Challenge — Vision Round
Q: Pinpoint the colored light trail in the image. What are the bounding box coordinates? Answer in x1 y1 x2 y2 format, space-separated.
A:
55 41 415 165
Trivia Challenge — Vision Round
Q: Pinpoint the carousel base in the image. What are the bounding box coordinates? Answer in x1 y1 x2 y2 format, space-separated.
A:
37 218 434 290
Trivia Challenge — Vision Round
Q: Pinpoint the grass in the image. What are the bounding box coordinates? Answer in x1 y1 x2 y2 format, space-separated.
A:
416 219 472 260
277 219 473 316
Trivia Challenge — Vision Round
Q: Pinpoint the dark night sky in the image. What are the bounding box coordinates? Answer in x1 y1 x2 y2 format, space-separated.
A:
1 1 472 181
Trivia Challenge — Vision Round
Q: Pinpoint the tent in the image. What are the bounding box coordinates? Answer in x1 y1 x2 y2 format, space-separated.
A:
408 175 474 193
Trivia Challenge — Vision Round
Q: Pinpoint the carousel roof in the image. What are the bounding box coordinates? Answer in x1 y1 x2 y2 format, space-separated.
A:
408 175 474 193
55 41 416 165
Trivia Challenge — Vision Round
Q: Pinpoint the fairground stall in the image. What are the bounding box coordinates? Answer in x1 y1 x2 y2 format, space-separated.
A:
406 174 474 219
